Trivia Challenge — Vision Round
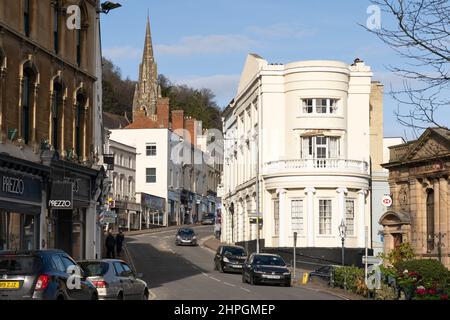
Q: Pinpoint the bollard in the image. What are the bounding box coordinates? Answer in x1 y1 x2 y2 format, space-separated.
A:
302 272 309 284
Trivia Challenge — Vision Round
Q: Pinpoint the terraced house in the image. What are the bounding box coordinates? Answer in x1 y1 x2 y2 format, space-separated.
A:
0 0 105 260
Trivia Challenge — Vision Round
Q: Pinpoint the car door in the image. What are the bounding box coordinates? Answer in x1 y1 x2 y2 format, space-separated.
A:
120 262 140 299
49 254 75 300
60 254 91 300
112 262 132 299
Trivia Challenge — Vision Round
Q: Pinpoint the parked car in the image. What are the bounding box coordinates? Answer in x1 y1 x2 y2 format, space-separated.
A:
242 253 291 287
0 250 98 300
214 245 247 273
308 265 336 285
78 259 149 300
175 228 198 246
201 214 215 225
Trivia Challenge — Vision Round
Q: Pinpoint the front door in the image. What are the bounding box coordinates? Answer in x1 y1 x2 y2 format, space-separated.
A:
55 210 72 256
393 233 403 249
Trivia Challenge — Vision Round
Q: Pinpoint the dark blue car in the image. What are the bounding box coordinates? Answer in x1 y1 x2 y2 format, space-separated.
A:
0 250 98 300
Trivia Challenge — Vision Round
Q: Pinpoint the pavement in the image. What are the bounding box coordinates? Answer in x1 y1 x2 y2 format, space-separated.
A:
123 225 361 300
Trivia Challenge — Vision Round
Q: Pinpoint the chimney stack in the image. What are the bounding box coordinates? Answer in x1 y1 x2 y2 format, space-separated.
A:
156 98 170 128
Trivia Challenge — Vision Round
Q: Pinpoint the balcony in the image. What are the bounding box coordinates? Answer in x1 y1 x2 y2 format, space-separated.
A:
263 158 369 176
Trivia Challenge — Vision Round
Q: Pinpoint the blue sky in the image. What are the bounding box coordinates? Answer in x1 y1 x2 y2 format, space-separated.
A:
100 0 449 139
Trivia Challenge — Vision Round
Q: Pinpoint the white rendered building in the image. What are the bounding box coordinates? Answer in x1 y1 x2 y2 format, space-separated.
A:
222 54 378 263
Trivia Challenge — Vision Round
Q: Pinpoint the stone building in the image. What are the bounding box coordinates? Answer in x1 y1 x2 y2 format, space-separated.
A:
380 128 450 268
0 0 104 259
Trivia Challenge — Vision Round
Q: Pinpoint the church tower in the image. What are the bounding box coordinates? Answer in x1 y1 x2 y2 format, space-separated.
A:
132 15 159 120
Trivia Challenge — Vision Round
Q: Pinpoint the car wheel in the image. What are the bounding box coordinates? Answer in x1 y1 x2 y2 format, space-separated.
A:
117 292 124 300
284 281 291 287
249 275 255 285
218 263 224 273
91 293 98 300
57 294 65 301
214 262 218 271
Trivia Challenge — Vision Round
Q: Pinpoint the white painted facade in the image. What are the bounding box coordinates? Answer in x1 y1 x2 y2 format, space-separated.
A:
222 54 375 249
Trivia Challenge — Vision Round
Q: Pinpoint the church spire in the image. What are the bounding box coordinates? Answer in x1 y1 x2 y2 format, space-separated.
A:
132 15 159 120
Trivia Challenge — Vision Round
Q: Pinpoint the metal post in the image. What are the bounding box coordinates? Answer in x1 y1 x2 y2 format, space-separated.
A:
255 132 260 254
341 238 345 266
365 226 368 285
293 232 297 282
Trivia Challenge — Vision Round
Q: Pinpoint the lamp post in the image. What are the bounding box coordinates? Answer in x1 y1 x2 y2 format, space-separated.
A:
338 219 347 266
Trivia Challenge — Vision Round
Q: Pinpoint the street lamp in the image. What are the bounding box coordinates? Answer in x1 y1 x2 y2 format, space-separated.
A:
338 219 347 266
100 1 122 14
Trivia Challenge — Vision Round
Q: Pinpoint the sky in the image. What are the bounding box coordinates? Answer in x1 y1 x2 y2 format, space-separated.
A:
100 0 450 140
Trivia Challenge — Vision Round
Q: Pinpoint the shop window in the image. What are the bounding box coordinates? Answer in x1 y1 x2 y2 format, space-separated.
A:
0 212 35 251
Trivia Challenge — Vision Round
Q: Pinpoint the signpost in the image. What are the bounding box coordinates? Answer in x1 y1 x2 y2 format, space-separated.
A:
99 211 117 225
381 195 392 207
293 232 297 283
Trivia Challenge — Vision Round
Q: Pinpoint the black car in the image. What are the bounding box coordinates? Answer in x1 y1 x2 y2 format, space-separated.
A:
214 245 247 273
242 253 291 287
0 250 98 300
201 214 215 225
175 228 198 246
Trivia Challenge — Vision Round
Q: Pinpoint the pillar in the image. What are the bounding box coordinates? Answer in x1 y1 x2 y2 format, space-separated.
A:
304 187 316 247
433 179 440 248
357 189 368 248
277 189 287 247
439 177 448 266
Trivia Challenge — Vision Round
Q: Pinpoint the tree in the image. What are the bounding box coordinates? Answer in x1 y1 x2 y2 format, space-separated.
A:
364 0 449 132
102 58 136 116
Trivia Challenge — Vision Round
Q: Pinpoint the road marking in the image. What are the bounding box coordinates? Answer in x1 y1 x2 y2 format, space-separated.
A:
209 276 221 282
223 282 235 287
202 272 209 277
148 290 157 300
191 265 200 270
169 249 176 254
240 287 251 293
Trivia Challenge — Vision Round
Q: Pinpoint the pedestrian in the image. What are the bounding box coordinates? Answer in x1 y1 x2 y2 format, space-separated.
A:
214 223 221 240
116 230 125 257
105 230 116 259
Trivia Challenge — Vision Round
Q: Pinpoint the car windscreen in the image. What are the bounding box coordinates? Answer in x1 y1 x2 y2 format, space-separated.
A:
0 255 41 275
79 262 109 276
178 229 194 236
223 247 246 257
253 255 285 266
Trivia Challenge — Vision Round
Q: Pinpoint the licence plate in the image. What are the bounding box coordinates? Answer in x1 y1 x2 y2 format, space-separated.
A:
263 275 281 279
0 281 20 289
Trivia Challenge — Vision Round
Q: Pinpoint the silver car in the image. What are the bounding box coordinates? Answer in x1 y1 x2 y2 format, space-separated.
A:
78 259 149 300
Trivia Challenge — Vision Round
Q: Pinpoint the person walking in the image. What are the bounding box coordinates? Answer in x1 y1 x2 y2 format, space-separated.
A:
116 230 125 257
105 231 116 259
214 223 221 240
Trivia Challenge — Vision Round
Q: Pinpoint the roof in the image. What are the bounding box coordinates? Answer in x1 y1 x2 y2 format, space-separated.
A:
379 210 411 225
124 117 162 129
103 112 130 130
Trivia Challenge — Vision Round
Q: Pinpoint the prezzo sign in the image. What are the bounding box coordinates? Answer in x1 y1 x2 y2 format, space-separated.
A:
49 182 73 210
2 176 25 195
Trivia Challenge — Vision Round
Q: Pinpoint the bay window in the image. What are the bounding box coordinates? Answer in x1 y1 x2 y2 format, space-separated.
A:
301 98 339 115
300 136 340 159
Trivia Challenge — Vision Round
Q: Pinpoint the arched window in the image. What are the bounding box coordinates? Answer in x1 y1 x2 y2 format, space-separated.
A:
52 80 63 151
23 0 30 37
21 68 34 144
426 189 435 252
76 4 88 67
53 2 60 54
75 93 85 158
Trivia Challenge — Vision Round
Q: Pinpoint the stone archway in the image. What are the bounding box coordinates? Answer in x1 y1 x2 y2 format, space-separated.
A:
379 210 411 254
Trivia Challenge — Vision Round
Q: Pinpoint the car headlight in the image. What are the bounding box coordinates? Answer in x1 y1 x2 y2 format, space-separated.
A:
223 257 230 263
192 236 197 240
176 235 181 239
283 272 291 276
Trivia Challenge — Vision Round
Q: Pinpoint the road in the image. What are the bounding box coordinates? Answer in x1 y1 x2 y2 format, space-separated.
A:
125 225 343 300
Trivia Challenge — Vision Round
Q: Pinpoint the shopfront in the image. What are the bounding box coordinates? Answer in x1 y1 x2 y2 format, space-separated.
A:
48 160 100 260
0 155 48 251
141 193 166 227
168 190 180 226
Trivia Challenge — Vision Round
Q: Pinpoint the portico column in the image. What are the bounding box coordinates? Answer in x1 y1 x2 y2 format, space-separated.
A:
433 179 440 244
336 187 348 247
357 189 368 248
304 187 316 247
439 177 448 266
276 188 287 247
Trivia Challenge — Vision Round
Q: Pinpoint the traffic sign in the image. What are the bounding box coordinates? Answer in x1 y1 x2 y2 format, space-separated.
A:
99 211 117 225
362 256 382 265
381 195 392 207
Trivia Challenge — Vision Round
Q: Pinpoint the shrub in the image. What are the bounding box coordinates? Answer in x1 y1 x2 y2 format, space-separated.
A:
333 266 366 294
398 259 449 284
